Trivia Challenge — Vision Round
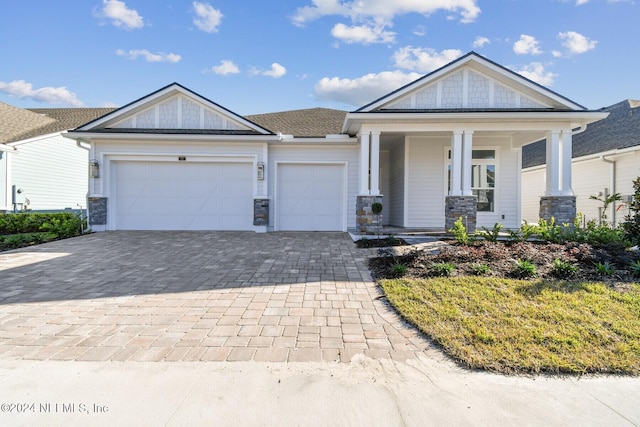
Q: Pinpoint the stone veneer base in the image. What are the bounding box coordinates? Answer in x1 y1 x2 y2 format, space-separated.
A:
88 197 107 226
356 195 384 235
445 196 477 233
539 196 576 225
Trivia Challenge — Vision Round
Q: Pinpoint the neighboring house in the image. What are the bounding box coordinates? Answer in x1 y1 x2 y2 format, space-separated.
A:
0 105 114 212
522 100 640 225
64 52 606 233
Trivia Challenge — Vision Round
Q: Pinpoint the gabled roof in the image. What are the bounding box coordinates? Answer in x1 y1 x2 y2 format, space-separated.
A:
0 101 56 144
74 82 273 135
357 51 586 113
247 108 347 137
522 100 640 168
21 108 116 140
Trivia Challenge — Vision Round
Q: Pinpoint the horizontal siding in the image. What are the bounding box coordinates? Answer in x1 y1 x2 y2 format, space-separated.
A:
486 142 519 229
0 154 7 210
379 151 390 225
269 145 359 229
406 137 447 228
11 135 88 210
521 169 545 223
389 142 405 226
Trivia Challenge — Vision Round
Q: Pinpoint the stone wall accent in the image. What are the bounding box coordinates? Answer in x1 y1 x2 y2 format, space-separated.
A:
539 196 576 225
445 196 477 232
88 197 107 225
253 199 270 226
356 195 383 235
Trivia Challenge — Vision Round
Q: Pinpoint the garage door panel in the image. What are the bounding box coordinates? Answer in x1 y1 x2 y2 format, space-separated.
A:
277 164 344 231
114 161 253 230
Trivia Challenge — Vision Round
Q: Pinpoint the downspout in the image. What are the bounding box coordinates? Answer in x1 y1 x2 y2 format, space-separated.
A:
600 155 616 225
76 140 91 231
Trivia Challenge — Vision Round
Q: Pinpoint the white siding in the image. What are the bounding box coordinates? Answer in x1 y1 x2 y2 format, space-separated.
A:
0 152 7 210
491 143 519 229
268 145 359 230
380 150 390 225
11 134 88 210
521 168 545 223
389 142 405 226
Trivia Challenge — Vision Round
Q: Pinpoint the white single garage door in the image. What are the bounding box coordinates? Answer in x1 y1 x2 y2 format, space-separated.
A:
114 161 253 230
277 163 345 231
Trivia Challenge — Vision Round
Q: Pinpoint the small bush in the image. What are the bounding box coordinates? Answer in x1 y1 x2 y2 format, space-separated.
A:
477 223 503 243
629 260 640 277
551 258 578 279
431 262 456 277
512 259 537 278
594 261 615 276
622 176 640 246
449 217 471 245
536 218 565 244
470 263 490 276
391 262 408 277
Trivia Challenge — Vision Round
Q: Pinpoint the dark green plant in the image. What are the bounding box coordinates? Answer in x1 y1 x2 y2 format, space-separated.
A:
536 218 565 244
628 260 640 277
391 262 407 277
470 263 490 276
477 222 503 242
431 262 456 277
594 261 615 276
513 259 537 278
449 217 471 245
622 176 640 247
551 258 578 279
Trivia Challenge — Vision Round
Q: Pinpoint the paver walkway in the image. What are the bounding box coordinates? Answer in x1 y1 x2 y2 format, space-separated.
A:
0 232 428 363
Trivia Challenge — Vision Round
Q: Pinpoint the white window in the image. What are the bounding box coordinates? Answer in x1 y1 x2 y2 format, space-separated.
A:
447 149 496 212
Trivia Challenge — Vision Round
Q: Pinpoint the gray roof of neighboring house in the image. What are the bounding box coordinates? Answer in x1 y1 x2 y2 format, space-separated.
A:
522 100 640 168
20 107 116 141
246 108 348 137
0 101 57 144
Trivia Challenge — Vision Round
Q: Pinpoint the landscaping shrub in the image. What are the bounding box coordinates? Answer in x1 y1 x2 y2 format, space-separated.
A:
0 212 85 251
622 176 640 246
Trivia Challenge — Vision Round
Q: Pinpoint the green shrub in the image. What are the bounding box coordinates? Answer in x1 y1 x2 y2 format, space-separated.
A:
594 261 615 276
431 262 456 277
629 260 640 277
470 263 491 276
391 262 408 278
477 222 503 242
512 259 537 278
449 217 471 245
536 218 565 244
622 176 640 246
0 212 83 238
0 232 57 251
551 258 578 279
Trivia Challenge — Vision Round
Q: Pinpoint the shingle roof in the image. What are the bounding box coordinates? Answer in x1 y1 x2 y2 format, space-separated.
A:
522 100 640 168
246 108 347 137
0 102 57 144
19 107 116 140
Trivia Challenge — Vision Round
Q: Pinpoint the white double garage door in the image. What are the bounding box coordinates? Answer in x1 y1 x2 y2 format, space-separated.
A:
113 161 345 231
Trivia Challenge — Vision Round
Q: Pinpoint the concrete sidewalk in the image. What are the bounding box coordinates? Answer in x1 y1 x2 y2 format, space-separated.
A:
1 355 638 426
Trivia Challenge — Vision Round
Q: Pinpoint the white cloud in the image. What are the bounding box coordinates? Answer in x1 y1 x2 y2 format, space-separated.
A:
576 0 589 5
413 25 426 36
193 1 223 33
0 80 83 106
116 49 181 63
515 63 557 86
472 36 490 48
558 31 597 54
211 60 240 75
97 0 144 30
331 23 395 44
393 47 463 72
292 0 481 26
251 63 287 78
552 50 562 57
513 34 543 55
315 70 421 107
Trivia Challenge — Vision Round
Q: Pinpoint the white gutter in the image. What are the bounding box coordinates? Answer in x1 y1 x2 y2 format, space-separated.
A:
0 144 17 152
523 144 640 172
63 132 282 143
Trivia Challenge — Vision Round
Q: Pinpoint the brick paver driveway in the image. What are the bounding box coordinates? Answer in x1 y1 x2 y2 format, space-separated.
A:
0 232 427 363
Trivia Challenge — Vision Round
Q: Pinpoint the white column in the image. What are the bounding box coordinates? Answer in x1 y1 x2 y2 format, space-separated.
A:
359 131 370 195
461 130 474 196
370 131 381 195
450 131 463 196
560 129 573 196
545 130 561 196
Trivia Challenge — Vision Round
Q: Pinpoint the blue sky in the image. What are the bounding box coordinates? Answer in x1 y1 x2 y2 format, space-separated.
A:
1 0 638 115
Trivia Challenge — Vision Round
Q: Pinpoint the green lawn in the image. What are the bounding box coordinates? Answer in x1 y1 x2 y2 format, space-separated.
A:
381 277 640 375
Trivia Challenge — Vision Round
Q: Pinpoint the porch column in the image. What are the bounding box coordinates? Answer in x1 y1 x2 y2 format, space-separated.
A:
370 131 381 195
540 129 576 225
545 130 561 196
560 129 573 196
359 131 370 195
450 130 463 196
461 130 474 196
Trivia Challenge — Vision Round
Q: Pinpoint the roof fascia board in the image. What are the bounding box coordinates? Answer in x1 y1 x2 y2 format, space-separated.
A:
6 131 66 146
62 131 280 143
523 144 640 170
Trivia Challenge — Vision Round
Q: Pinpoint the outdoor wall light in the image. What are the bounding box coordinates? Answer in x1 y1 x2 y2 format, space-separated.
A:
257 161 265 180
89 159 100 178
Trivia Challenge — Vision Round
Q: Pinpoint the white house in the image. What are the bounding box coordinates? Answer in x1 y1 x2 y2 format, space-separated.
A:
64 52 607 233
0 104 115 212
522 100 640 225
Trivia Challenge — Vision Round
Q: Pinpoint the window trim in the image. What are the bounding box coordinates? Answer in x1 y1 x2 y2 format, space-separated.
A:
444 146 499 214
